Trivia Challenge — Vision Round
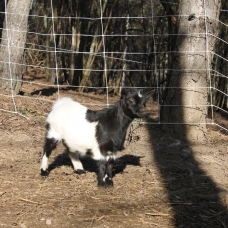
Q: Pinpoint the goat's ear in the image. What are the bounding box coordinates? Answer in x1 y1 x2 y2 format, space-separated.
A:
120 88 127 98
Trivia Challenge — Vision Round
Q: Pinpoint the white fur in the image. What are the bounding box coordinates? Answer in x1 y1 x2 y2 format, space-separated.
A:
40 154 49 170
138 91 142 98
106 153 117 161
103 174 111 182
68 152 84 170
46 98 105 161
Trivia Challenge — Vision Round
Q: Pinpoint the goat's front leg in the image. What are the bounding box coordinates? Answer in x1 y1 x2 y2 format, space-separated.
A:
105 157 114 186
97 159 114 187
98 160 107 187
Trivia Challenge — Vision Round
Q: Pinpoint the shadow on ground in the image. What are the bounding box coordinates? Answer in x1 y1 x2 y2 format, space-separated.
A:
147 124 228 228
48 151 142 177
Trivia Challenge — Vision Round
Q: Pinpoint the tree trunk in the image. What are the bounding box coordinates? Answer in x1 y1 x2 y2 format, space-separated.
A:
161 0 221 142
121 14 129 91
0 0 33 94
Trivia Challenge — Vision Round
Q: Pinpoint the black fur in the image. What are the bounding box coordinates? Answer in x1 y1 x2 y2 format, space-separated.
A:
105 157 115 186
86 88 147 157
86 88 147 187
86 149 93 157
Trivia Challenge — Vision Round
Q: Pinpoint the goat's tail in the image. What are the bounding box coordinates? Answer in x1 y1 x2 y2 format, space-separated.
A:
52 97 73 111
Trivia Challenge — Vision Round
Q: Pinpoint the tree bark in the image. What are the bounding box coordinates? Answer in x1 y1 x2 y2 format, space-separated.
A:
161 0 221 142
0 0 33 94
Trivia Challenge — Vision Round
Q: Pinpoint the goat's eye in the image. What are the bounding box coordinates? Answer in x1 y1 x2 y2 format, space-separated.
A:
128 98 135 104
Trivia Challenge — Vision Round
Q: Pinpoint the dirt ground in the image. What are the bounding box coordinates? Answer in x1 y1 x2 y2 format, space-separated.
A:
0 77 228 228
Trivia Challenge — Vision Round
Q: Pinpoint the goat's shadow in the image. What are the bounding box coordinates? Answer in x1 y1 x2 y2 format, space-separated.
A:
48 150 142 176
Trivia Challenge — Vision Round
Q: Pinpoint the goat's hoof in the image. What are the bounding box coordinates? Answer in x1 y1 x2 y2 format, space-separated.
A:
98 181 108 188
105 178 114 187
75 169 86 175
98 179 114 188
41 169 49 177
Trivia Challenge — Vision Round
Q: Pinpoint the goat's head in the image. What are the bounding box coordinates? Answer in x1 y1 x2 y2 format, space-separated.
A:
121 88 147 119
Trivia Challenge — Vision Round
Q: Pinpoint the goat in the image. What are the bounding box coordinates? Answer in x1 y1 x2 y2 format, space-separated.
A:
40 88 147 187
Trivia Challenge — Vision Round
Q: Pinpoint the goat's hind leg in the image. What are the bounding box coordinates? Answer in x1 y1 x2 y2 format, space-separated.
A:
40 137 57 176
68 152 86 174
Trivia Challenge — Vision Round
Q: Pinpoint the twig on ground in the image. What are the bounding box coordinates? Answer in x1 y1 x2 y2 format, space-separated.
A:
18 198 41 205
145 212 171 217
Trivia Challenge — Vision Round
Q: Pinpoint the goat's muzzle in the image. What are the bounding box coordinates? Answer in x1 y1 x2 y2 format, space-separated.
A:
138 109 148 118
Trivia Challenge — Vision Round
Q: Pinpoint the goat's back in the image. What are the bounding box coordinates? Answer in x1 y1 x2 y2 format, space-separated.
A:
47 97 87 126
46 98 99 155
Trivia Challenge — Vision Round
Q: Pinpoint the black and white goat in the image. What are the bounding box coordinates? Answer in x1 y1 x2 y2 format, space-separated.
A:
40 88 147 187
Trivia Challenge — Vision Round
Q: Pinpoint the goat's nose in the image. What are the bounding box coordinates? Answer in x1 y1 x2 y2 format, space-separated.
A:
139 108 147 117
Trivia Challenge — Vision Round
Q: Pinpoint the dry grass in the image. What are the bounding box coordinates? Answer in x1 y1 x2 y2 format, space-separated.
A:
0 81 228 228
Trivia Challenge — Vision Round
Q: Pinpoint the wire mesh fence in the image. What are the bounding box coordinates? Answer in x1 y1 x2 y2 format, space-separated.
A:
0 0 227 131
